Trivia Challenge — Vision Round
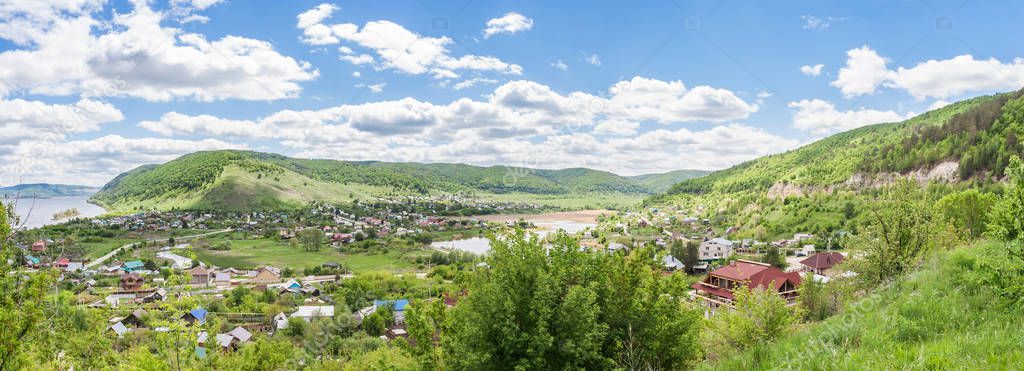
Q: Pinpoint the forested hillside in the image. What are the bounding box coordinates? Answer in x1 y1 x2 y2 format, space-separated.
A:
91 150 705 212
0 184 99 198
648 89 1024 240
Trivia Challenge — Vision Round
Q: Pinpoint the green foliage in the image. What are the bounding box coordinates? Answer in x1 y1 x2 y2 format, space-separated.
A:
299 228 324 252
987 156 1024 241
762 244 786 269
848 181 955 286
442 232 702 370
702 286 799 361
797 272 839 321
0 203 56 370
936 188 996 239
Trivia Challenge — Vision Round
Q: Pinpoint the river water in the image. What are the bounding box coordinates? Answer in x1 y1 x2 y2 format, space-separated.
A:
6 196 106 229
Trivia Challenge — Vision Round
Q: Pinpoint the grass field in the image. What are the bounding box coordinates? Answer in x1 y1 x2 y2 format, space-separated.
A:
192 238 428 273
79 238 134 260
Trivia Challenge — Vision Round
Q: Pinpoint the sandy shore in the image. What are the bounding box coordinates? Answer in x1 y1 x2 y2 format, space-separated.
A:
465 209 616 224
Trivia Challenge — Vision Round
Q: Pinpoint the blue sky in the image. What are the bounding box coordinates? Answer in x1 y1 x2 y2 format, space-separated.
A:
1 0 1022 185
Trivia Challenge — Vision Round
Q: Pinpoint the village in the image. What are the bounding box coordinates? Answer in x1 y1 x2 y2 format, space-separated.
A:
7 197 855 357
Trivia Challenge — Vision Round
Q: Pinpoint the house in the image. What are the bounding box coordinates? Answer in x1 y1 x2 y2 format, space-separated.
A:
799 252 845 275
662 255 685 271
54 257 70 268
108 321 129 337
252 267 281 283
24 255 40 268
123 308 148 327
180 308 208 325
290 306 335 322
690 260 802 313
214 272 231 286
120 273 144 291
354 305 377 324
215 326 253 351
122 260 145 272
373 299 410 324
31 240 46 253
189 266 210 285
140 288 167 303
65 261 83 271
273 312 289 330
699 238 735 261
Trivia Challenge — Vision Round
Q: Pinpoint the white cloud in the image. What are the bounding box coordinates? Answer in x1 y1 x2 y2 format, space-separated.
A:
1 135 245 186
585 54 602 66
0 1 318 101
453 78 498 90
801 15 845 30
483 12 533 38
789 99 908 135
800 64 824 77
355 82 386 93
296 5 522 81
831 46 1024 100
0 98 123 145
352 71 361 78
831 46 893 98
136 77 768 174
550 60 568 71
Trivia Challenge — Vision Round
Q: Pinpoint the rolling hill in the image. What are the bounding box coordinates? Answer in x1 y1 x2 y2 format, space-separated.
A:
91 150 706 212
647 88 1024 239
0 183 100 198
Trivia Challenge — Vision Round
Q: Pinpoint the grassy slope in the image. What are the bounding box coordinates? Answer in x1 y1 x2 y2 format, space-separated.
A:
703 241 1024 369
628 170 711 193
191 238 425 273
93 150 705 212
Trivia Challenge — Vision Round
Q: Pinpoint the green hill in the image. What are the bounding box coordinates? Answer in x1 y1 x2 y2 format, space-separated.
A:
0 183 99 198
647 89 1024 239
628 170 712 193
91 150 706 212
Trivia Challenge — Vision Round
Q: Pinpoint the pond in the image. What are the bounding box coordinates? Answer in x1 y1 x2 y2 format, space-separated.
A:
431 219 597 254
7 196 106 229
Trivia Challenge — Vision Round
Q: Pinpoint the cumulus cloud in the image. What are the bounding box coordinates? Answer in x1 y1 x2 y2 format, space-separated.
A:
0 1 318 101
0 135 245 186
483 12 533 38
136 77 774 174
0 98 123 145
296 4 522 81
789 99 909 135
831 46 1024 100
800 64 824 77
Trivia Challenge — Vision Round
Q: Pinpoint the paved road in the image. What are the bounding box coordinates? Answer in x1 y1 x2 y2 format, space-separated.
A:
85 228 233 268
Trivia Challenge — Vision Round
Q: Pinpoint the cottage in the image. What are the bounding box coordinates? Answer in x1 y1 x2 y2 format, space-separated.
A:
140 288 167 303
699 238 735 261
373 299 410 324
108 321 129 337
189 266 210 285
123 308 148 327
799 252 845 275
54 257 70 268
662 255 685 271
122 260 145 272
24 255 40 268
180 308 208 325
274 312 289 330
690 260 802 313
290 306 335 322
252 267 281 283
31 240 46 253
120 273 144 291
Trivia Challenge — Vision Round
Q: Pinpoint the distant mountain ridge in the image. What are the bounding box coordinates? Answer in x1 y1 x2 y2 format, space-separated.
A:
0 183 99 198
91 150 707 212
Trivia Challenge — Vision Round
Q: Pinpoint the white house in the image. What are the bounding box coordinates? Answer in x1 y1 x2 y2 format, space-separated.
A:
291 305 335 322
699 238 735 261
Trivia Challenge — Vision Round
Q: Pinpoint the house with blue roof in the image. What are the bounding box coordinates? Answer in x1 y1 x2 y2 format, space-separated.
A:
180 307 208 325
122 260 145 272
373 299 410 324
24 255 40 267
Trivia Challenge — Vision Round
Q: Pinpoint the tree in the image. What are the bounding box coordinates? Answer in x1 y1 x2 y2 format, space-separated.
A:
299 228 324 252
937 189 996 239
0 203 55 370
988 156 1024 241
797 272 837 321
681 240 700 274
702 286 799 360
849 181 950 286
762 244 786 269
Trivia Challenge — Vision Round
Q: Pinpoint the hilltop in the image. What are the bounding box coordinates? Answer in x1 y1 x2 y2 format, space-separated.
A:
0 183 99 198
648 89 1024 239
91 151 706 213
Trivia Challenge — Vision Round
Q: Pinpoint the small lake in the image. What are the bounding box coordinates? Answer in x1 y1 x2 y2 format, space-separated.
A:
7 196 106 229
431 220 597 254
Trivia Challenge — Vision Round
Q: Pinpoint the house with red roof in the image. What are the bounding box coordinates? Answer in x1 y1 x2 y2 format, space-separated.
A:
31 240 47 253
799 252 845 275
690 260 802 313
